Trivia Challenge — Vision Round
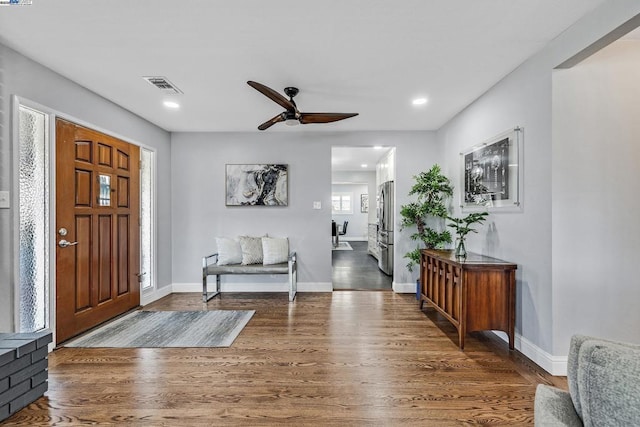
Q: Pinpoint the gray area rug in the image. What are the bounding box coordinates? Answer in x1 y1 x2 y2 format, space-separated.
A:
64 310 255 348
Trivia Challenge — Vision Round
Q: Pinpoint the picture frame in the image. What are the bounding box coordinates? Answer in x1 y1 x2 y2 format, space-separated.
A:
460 127 522 211
225 164 288 206
360 194 369 213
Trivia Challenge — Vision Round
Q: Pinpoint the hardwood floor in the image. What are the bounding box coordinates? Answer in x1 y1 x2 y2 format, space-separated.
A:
332 241 392 290
4 292 566 426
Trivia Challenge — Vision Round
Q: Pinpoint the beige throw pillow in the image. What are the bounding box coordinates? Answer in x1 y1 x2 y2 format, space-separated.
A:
239 236 264 265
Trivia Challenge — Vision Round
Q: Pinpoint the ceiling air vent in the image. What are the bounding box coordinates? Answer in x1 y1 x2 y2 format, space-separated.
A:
142 76 183 94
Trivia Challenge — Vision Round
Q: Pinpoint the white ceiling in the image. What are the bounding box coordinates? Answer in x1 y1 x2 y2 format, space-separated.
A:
332 147 391 173
0 0 611 133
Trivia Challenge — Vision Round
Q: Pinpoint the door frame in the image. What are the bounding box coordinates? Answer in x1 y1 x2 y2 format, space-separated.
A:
11 95 157 346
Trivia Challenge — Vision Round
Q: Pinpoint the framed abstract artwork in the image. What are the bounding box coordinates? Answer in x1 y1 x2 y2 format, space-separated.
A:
460 127 522 211
225 164 288 206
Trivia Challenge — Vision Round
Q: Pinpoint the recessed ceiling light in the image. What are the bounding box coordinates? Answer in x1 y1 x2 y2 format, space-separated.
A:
412 97 428 106
361 164 368 168
163 101 180 109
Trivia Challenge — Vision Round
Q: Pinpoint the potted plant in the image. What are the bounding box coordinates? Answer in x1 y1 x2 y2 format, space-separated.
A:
446 212 489 259
400 164 453 271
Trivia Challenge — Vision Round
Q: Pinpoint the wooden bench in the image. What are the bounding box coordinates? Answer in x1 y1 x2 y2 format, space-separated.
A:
202 252 297 302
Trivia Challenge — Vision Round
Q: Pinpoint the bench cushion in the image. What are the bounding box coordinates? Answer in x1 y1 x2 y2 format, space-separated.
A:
206 262 289 275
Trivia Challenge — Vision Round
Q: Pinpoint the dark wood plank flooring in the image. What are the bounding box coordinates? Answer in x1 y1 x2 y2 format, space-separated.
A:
332 241 392 290
4 292 566 426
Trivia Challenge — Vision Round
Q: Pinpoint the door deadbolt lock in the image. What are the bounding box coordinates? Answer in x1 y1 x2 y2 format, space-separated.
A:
58 228 68 236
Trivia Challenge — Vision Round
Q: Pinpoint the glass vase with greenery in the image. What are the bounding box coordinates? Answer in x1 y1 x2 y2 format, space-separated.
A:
446 212 489 258
400 164 453 271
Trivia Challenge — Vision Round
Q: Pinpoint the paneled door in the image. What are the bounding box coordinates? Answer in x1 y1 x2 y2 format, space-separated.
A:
55 119 140 343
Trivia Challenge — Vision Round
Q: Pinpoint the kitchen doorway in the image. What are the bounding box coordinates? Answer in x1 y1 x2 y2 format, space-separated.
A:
331 146 395 290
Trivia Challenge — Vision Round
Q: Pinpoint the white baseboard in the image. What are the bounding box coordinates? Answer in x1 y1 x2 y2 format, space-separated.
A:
140 285 173 306
393 281 418 294
171 282 333 293
490 331 567 376
516 334 568 376
300 282 333 292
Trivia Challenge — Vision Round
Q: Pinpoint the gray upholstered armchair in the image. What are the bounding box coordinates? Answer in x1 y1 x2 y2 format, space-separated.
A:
534 335 640 426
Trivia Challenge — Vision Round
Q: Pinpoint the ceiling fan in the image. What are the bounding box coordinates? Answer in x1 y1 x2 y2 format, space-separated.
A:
247 81 358 130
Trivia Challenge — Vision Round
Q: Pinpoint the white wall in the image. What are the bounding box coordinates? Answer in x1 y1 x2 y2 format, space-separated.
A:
331 183 369 240
170 131 439 290
436 1 640 372
333 170 377 224
0 44 172 331
331 169 377 239
552 39 640 351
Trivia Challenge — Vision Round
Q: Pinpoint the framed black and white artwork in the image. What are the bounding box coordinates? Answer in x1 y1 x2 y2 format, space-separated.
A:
460 127 522 211
225 164 288 206
360 194 369 213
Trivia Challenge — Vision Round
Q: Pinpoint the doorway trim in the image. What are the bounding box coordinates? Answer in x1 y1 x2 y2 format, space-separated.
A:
10 95 156 346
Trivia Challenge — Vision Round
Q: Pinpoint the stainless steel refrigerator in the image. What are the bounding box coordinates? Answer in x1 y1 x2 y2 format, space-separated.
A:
377 181 394 275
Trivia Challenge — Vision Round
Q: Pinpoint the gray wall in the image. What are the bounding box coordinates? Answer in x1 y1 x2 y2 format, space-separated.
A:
0 44 172 331
170 131 439 288
552 39 640 351
436 1 640 369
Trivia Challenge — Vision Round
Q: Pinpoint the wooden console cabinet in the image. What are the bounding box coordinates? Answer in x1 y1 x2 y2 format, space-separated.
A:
419 249 517 350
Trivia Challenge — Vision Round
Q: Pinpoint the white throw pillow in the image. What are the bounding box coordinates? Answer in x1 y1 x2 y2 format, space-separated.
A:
215 237 242 265
239 236 264 265
262 237 289 265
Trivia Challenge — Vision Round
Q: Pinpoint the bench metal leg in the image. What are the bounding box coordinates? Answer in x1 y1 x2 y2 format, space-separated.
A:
202 273 220 303
288 260 297 302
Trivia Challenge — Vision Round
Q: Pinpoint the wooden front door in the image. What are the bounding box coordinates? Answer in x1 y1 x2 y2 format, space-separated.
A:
56 119 141 343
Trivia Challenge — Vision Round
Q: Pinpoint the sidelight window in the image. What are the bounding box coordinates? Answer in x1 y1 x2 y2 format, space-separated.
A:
17 105 49 332
140 148 154 291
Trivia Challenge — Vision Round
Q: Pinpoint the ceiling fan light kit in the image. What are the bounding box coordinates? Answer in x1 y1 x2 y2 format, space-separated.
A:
247 81 358 130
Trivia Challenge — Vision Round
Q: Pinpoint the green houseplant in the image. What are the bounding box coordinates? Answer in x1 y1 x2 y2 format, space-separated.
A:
446 212 489 258
400 165 453 271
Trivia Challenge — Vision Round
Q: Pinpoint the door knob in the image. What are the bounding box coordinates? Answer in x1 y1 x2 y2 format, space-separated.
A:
58 239 78 248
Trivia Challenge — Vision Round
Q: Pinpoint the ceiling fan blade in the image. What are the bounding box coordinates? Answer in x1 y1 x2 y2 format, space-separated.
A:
258 113 286 131
247 81 296 111
299 112 358 124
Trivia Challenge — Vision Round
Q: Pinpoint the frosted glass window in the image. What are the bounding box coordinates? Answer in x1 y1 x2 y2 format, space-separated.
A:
18 105 49 332
140 148 154 290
